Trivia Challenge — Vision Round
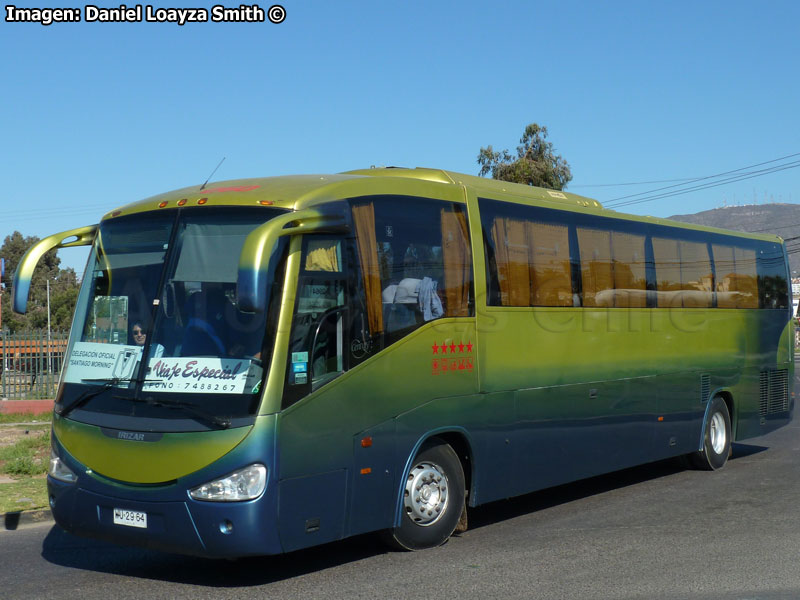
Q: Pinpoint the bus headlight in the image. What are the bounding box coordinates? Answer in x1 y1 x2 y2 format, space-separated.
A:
48 449 77 484
189 464 267 501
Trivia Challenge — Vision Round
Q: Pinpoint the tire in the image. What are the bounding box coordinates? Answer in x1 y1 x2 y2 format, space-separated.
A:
385 438 466 551
690 396 732 471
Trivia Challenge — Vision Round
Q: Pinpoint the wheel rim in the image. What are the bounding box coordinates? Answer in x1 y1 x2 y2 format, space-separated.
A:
709 411 727 454
403 460 449 526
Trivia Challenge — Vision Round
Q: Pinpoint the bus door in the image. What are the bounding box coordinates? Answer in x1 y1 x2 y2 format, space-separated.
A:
275 234 395 551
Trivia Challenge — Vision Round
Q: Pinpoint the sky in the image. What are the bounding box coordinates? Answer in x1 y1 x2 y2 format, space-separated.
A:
2 0 799 276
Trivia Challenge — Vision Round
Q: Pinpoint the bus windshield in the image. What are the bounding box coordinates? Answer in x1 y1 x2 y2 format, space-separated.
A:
58 206 287 431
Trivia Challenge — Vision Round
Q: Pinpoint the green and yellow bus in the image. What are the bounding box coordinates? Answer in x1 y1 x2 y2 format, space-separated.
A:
14 167 794 557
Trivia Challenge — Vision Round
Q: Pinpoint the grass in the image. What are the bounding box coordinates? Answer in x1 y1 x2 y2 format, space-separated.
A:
0 431 50 476
0 414 52 514
0 477 49 514
0 412 50 424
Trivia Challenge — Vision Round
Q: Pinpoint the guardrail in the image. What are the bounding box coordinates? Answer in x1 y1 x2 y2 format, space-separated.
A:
1 330 68 400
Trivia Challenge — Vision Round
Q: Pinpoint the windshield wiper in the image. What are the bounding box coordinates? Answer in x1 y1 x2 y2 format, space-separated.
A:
58 378 232 429
56 377 160 419
121 395 232 430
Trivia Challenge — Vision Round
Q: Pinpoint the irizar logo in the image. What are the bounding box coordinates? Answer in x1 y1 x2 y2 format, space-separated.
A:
100 427 163 442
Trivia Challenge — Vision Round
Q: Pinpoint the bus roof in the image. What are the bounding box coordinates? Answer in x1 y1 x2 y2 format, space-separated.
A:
101 167 783 244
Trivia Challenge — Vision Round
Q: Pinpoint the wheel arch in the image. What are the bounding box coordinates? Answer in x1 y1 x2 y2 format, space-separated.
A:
699 388 735 451
392 427 474 527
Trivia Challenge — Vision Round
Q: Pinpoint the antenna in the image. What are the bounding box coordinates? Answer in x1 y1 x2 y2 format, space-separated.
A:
200 157 226 190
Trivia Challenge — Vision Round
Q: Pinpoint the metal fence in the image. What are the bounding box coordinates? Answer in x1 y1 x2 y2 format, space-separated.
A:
1 330 68 400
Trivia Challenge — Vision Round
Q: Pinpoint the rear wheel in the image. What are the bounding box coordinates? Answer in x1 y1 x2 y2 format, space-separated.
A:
385 438 466 551
690 396 732 470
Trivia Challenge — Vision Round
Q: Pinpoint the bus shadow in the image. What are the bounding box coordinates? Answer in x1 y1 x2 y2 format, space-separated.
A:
40 525 390 587
731 441 769 459
465 442 770 531
464 457 687 531
40 444 770 586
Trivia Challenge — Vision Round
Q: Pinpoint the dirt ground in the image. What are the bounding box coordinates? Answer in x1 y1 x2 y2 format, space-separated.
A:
0 424 49 448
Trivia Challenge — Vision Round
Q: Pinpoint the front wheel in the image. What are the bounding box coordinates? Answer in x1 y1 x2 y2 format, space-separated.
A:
690 396 732 471
384 438 466 551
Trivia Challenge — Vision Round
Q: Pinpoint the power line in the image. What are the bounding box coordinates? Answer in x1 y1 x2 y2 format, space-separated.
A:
571 177 700 188
2 202 110 218
606 151 800 203
603 151 800 209
606 159 800 209
607 161 800 209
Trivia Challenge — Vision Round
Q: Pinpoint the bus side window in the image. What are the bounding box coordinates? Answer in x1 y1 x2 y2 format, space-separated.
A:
351 197 473 345
757 242 789 309
479 199 573 308
653 237 713 308
283 237 352 407
311 307 345 384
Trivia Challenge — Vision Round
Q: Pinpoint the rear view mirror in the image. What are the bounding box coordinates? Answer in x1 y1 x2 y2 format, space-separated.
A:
12 225 97 314
236 209 347 313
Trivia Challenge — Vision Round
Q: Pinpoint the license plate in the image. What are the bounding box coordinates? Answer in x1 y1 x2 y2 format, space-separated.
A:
113 508 147 529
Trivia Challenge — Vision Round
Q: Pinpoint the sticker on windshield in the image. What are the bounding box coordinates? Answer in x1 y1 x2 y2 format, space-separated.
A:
64 342 143 383
142 357 261 395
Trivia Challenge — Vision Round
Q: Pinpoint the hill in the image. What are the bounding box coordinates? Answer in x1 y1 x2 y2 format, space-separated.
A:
667 203 800 275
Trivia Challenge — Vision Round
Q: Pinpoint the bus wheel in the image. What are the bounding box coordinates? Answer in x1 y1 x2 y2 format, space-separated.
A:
690 396 732 471
386 438 466 551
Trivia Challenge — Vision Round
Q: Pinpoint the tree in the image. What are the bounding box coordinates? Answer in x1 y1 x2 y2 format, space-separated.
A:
477 123 573 190
0 231 80 333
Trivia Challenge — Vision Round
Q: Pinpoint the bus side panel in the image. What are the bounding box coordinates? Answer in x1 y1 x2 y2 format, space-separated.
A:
392 392 514 508
467 391 516 506
476 306 796 493
728 367 762 441
347 418 397 537
730 310 794 440
652 369 706 456
479 309 665 495
513 377 658 498
276 320 479 540
277 469 348 552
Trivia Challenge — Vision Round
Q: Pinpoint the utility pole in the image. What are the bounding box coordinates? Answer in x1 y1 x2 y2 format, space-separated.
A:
47 279 52 373
0 257 4 333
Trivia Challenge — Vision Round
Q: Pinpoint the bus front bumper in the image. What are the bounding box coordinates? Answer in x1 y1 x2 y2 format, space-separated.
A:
47 476 283 558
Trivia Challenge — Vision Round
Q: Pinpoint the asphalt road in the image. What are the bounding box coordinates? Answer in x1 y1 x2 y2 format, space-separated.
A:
2 418 800 600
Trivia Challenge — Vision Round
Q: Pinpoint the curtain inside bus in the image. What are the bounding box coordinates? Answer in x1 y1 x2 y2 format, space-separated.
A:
351 202 384 334
441 208 471 317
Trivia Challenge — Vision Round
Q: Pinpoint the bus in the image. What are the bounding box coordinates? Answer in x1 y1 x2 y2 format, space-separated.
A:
13 167 794 557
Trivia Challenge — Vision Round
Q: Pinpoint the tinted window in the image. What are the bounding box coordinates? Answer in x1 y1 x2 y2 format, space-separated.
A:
351 196 474 343
610 231 647 308
577 228 648 308
757 242 789 309
283 236 369 407
652 237 713 308
479 197 788 312
481 200 573 307
713 244 757 308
